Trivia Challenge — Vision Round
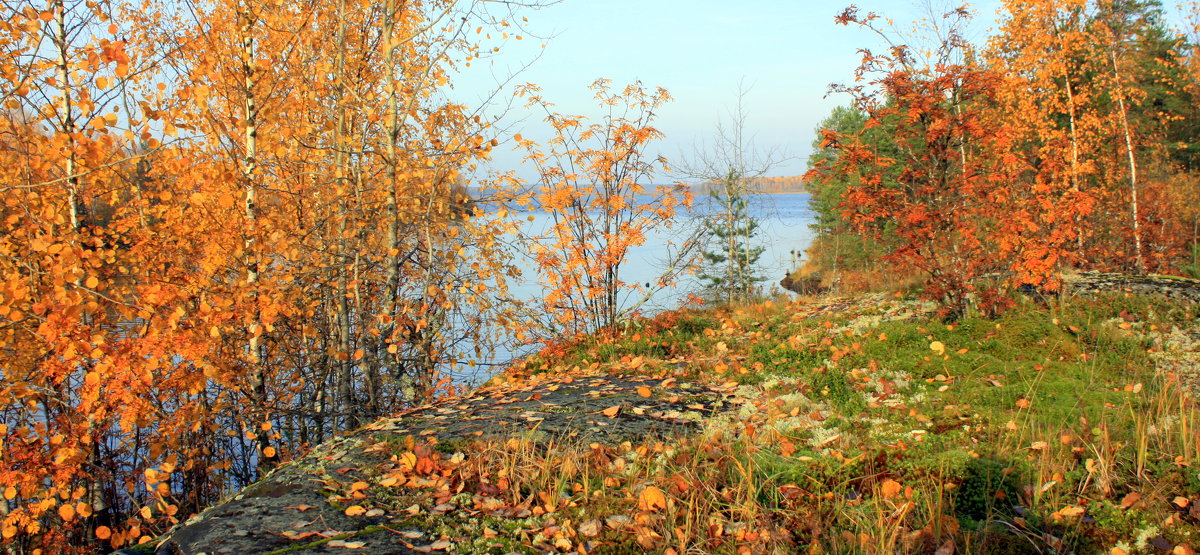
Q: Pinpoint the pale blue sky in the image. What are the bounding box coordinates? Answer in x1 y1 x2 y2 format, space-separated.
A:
449 1 1035 179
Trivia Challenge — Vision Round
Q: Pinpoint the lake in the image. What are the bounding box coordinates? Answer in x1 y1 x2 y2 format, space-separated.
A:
506 192 816 309
457 192 816 383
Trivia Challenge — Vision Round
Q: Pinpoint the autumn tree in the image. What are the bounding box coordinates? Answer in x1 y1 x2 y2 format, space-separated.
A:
0 0 540 551
803 104 902 288
828 6 1026 317
511 80 693 337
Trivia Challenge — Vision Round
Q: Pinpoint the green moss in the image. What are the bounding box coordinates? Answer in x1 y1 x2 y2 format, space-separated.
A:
953 458 1022 526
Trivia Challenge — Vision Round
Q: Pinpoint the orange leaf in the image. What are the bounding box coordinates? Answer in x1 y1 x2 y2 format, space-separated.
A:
58 503 76 521
96 526 112 540
636 385 651 398
262 446 276 458
344 505 366 516
1058 505 1085 518
638 486 667 511
880 479 902 499
602 406 620 418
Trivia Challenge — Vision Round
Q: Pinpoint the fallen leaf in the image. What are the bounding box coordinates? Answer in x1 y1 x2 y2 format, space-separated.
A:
280 530 321 540
1058 505 1085 518
602 406 620 418
935 539 955 555
399 451 418 472
880 479 902 499
605 515 632 529
1173 496 1190 509
344 505 366 516
930 341 946 356
578 519 602 537
1119 492 1141 509
283 504 315 511
636 385 652 398
638 486 668 512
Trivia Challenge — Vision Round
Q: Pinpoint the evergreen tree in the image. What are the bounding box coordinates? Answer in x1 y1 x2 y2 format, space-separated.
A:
698 170 766 303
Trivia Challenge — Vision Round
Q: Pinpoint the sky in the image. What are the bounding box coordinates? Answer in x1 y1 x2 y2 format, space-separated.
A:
453 0 1010 181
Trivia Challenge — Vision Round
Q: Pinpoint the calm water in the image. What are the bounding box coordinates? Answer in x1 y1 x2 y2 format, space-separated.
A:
504 192 816 311
450 193 816 383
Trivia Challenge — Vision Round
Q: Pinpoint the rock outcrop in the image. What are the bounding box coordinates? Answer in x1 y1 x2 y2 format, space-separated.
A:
144 375 734 555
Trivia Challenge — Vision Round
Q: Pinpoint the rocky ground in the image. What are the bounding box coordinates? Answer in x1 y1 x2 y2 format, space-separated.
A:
144 375 737 555
129 273 1200 555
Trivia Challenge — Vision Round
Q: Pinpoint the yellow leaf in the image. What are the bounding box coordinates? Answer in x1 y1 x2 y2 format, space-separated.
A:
1058 505 1085 518
930 341 945 356
399 451 418 472
602 406 620 418
350 481 369 492
344 505 366 516
85 276 99 288
638 486 667 511
58 503 76 521
139 506 151 519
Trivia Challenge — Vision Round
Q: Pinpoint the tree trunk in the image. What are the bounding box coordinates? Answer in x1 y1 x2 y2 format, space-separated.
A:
1111 48 1144 273
239 1 274 472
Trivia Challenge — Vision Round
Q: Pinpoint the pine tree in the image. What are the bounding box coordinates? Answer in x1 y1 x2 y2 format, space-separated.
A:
698 169 766 304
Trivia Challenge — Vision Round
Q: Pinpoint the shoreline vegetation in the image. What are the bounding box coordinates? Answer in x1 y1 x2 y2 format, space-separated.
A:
4 0 1200 552
148 280 1200 554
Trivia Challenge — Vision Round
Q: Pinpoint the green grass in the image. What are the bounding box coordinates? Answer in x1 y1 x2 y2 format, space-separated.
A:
333 291 1200 553
506 291 1200 553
